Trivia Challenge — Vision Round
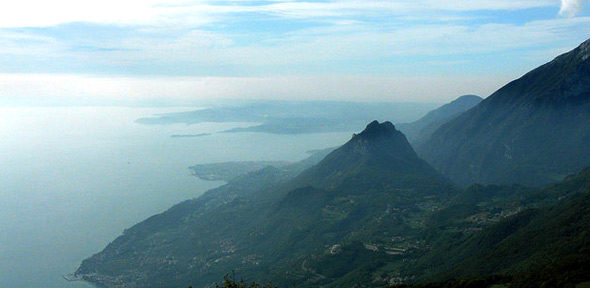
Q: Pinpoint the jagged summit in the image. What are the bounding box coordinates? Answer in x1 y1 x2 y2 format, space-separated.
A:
346 120 419 165
354 120 398 140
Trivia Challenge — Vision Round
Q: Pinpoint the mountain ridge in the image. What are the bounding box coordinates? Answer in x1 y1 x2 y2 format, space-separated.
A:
417 38 590 187
397 95 483 145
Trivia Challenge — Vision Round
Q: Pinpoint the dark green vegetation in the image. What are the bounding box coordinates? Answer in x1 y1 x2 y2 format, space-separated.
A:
211 273 278 288
397 95 482 145
418 38 590 187
136 100 438 134
402 168 590 284
393 245 590 288
215 169 590 288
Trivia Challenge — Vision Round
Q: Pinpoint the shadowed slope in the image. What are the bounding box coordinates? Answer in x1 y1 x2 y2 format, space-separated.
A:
418 38 590 187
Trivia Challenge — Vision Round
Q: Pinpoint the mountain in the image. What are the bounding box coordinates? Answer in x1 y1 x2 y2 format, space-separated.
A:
293 121 446 190
74 121 456 288
397 95 482 145
417 38 590 187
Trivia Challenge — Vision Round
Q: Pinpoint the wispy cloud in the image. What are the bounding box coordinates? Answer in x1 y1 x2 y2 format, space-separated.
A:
559 0 589 17
0 30 62 56
84 16 590 69
0 0 218 28
424 0 555 11
0 0 560 28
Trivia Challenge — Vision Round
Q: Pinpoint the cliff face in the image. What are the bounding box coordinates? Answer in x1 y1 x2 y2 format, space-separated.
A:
397 95 483 145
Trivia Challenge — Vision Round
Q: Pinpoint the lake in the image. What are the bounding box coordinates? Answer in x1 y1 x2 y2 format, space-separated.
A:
0 106 352 288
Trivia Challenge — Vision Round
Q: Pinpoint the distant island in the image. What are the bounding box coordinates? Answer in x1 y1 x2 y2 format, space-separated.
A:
171 133 211 138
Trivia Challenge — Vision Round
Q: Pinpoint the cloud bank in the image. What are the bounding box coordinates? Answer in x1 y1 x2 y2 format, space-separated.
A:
0 0 558 28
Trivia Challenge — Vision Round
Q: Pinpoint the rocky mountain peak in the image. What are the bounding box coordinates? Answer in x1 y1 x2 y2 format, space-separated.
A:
289 120 445 190
354 120 399 140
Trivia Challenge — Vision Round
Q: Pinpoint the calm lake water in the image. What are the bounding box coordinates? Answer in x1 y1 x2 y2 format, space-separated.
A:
0 107 352 288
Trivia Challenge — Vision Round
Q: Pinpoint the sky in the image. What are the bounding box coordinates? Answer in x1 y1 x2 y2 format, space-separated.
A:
0 0 589 105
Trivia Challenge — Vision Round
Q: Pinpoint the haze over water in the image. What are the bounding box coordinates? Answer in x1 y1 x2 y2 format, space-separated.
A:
0 106 351 288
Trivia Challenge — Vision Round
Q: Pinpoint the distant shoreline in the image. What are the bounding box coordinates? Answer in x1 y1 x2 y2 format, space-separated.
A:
170 133 211 138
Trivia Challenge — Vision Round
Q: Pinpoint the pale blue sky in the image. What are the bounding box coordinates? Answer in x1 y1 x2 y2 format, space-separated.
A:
0 0 589 105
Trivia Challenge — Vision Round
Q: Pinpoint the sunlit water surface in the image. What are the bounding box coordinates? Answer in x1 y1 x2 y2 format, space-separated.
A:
0 107 351 288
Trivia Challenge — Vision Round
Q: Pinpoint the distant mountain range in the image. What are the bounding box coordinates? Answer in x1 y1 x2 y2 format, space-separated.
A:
136 101 438 135
397 95 482 145
417 38 590 187
75 39 590 288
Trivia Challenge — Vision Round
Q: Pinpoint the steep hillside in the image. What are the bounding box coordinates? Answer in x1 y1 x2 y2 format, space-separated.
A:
397 95 482 145
417 39 590 187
